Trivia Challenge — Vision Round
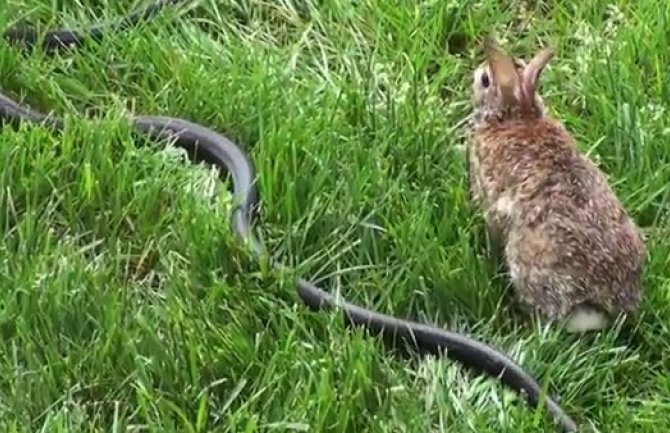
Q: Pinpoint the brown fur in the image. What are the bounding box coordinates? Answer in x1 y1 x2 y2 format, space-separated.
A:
467 39 646 324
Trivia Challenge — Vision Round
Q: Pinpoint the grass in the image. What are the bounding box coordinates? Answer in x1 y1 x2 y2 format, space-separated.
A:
0 0 669 431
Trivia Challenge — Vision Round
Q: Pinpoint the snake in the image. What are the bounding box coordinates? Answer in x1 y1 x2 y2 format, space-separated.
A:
0 2 579 432
3 0 185 53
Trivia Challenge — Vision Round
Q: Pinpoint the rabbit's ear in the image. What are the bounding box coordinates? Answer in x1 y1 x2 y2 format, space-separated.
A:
483 38 519 105
520 47 554 99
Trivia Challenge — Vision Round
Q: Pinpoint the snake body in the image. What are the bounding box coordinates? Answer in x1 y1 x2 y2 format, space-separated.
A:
3 0 185 52
0 3 578 432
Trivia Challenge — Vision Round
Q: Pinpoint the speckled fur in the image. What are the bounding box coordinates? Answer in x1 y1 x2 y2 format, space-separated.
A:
467 40 646 325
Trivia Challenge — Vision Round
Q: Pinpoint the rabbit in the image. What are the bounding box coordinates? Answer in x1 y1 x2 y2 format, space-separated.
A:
465 38 646 333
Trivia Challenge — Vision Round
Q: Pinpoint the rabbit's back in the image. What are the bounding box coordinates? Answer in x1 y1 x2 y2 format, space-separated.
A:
473 118 646 318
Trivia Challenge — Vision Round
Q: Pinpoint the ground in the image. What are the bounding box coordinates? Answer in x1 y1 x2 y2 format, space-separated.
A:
0 0 668 432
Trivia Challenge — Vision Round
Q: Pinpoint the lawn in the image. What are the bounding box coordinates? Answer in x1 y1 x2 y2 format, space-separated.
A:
0 0 669 431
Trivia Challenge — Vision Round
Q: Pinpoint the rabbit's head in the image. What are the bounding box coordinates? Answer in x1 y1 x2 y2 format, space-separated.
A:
471 38 554 127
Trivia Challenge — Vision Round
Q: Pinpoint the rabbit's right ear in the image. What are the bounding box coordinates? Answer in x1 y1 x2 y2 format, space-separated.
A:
520 47 554 100
483 37 519 106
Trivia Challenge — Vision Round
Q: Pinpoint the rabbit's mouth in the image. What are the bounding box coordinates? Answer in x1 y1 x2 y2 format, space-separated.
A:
470 105 510 127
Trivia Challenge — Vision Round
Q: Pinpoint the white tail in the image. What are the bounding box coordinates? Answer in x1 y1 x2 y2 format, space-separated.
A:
564 306 609 333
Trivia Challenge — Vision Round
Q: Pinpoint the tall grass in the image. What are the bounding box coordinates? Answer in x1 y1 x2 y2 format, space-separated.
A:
0 0 668 431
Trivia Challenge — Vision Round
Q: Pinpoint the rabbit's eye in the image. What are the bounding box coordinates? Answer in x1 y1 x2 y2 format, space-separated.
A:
480 72 490 88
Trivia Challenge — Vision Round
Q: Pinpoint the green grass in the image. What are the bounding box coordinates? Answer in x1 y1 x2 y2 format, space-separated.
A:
0 0 669 431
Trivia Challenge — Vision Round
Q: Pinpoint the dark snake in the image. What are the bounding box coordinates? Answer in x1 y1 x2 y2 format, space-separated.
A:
0 2 579 432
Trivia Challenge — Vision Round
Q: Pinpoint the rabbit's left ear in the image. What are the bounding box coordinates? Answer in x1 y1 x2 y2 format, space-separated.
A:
483 37 519 106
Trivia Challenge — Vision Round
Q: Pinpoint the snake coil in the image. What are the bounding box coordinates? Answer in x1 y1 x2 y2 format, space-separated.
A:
0 2 578 432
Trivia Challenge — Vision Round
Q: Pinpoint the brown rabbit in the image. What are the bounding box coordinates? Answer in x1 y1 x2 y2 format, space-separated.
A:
466 38 646 333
